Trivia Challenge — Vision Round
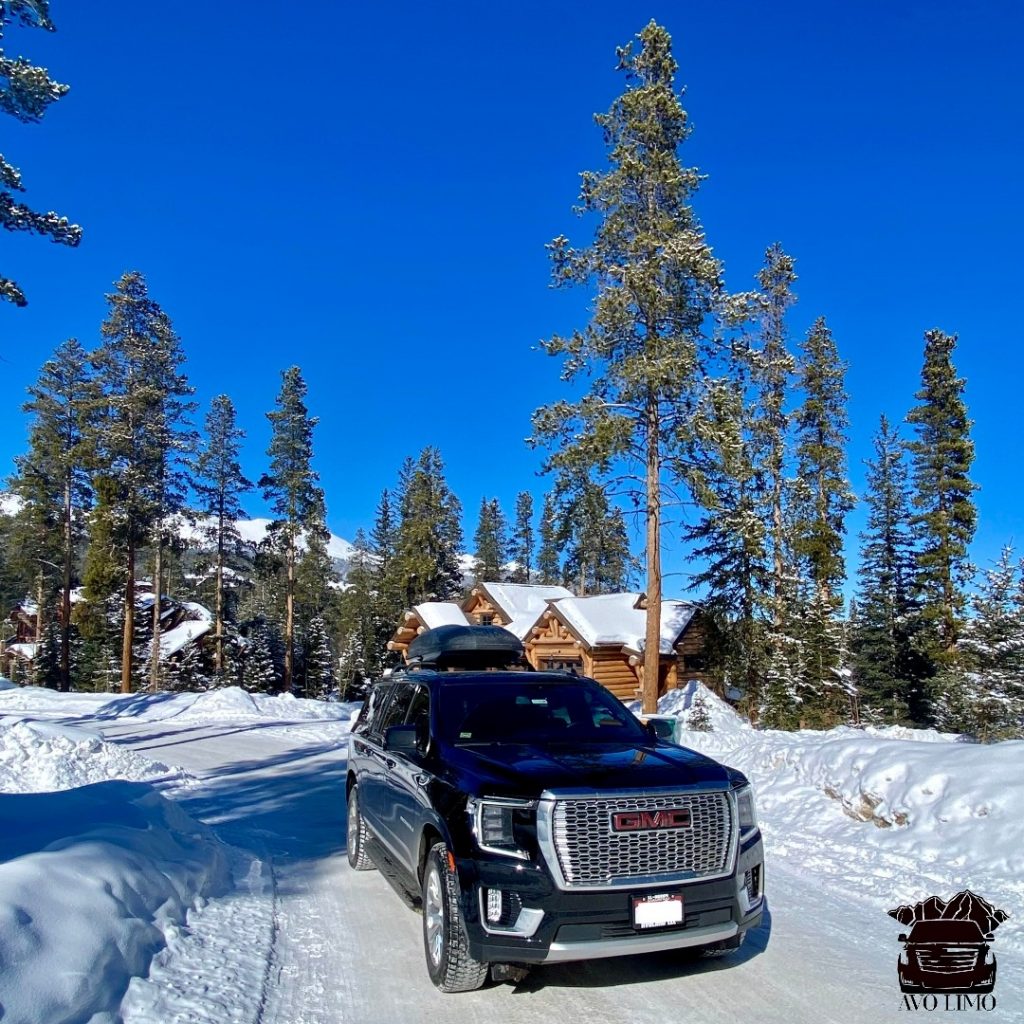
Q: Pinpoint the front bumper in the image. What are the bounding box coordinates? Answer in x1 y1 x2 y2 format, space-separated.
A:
457 831 764 965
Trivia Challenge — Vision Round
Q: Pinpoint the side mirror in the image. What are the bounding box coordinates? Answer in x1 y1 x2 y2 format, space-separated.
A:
897 933 907 942
385 723 420 756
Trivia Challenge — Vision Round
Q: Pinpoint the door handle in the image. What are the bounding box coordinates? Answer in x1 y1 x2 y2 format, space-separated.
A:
384 756 396 770
414 773 430 788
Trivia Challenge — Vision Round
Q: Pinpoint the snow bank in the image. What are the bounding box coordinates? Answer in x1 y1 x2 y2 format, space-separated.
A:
645 682 1024 952
0 782 228 1023
0 718 189 794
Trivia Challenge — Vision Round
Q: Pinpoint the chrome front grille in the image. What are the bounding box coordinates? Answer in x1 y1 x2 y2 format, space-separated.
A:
545 791 734 889
913 948 980 973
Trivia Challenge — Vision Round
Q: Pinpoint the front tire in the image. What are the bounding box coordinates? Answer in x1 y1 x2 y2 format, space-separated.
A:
346 784 375 871
422 842 488 993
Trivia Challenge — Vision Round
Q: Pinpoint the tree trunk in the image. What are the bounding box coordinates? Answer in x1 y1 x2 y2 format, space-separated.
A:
150 530 163 692
121 539 135 693
61 472 72 692
284 533 295 694
642 396 662 715
35 572 44 642
215 508 225 676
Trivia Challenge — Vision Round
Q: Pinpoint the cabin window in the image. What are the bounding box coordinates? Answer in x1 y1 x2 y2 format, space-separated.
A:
478 613 494 626
543 656 583 672
681 653 706 672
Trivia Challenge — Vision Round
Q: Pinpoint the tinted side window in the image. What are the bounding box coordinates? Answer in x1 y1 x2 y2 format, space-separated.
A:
377 683 415 735
359 683 393 737
406 685 431 745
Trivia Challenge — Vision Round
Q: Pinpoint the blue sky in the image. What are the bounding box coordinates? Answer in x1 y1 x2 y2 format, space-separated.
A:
2 1 1022 593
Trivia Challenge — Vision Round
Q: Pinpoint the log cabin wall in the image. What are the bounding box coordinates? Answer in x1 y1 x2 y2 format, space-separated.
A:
588 650 641 700
462 592 507 628
525 612 584 672
675 616 716 691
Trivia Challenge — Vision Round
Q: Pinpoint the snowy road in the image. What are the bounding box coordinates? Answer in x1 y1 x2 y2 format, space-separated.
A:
81 718 1021 1024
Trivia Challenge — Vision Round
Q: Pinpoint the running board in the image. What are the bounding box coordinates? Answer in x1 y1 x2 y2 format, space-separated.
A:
364 836 422 909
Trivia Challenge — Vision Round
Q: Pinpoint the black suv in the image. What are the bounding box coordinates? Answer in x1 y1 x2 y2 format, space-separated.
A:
346 625 765 992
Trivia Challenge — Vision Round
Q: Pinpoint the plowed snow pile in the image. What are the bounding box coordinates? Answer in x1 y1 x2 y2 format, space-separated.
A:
645 682 1024 953
0 718 189 793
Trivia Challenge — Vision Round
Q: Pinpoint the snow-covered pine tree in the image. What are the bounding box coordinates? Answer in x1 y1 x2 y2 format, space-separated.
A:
193 395 251 680
10 337 97 691
90 271 195 694
30 619 62 689
687 690 713 732
393 447 464 604
242 624 279 694
473 498 507 583
338 529 381 688
0 0 81 306
556 476 634 595
259 366 325 694
851 416 923 724
536 492 562 587
933 548 1024 740
531 22 724 713
304 614 334 700
906 329 978 667
791 317 854 724
510 492 535 583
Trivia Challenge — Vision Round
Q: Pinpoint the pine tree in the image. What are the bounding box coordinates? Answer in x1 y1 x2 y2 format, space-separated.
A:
304 614 334 700
0 1 81 306
193 395 251 679
532 22 724 713
852 416 923 723
339 528 382 689
30 618 61 688
510 491 535 583
687 690 713 732
90 271 194 693
472 498 507 583
556 476 635 594
242 623 278 694
371 488 403 666
259 366 325 693
536 492 562 587
932 548 1024 740
10 337 96 690
791 316 854 722
907 329 978 664
393 447 464 604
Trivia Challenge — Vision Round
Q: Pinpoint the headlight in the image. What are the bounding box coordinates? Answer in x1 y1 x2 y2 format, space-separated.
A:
467 797 536 860
736 784 758 835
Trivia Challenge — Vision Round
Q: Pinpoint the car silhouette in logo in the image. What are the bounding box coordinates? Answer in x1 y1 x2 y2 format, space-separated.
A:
897 919 996 994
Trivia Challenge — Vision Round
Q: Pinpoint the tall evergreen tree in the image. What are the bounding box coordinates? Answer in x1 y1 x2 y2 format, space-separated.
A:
472 498 507 582
10 337 97 690
852 416 922 723
259 366 325 694
536 492 562 587
510 491 535 583
906 329 978 662
0 0 81 306
304 613 334 700
371 488 403 664
556 476 634 594
393 447 464 605
339 528 382 691
193 395 251 678
90 271 193 693
532 22 724 713
791 316 854 720
242 622 278 694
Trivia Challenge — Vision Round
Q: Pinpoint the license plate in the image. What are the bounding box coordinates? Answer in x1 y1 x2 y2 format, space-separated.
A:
632 893 683 930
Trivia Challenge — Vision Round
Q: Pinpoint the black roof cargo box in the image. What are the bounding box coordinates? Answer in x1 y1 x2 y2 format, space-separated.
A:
406 624 525 671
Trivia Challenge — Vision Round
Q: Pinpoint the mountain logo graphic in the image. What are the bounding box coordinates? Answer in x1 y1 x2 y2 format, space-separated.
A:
889 890 1008 1000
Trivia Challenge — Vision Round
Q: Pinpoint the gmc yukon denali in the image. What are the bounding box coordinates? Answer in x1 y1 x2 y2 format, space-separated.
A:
345 624 764 992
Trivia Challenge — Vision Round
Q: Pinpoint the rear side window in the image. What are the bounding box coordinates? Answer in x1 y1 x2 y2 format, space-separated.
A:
357 683 392 737
376 684 415 735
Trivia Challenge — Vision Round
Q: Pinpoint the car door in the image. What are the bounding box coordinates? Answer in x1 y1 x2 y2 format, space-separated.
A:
382 684 435 873
368 682 416 860
351 683 394 834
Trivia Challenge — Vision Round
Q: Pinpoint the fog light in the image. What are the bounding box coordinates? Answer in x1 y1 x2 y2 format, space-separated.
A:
486 888 503 923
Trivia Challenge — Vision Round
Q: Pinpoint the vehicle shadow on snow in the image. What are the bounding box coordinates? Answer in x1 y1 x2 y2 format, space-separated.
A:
510 903 772 993
100 719 344 753
174 741 350 868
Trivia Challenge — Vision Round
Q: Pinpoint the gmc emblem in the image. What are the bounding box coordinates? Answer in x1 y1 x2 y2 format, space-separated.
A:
611 808 691 832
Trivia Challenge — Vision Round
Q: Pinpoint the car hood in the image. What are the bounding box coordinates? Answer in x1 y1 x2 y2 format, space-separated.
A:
440 740 740 797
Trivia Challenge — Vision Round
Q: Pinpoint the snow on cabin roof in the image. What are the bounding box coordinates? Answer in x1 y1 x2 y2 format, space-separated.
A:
159 618 212 659
554 593 696 654
7 642 38 660
475 582 573 640
413 602 469 630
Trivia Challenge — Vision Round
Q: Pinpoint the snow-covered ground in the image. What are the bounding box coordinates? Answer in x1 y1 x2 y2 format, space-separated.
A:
1 681 1021 1023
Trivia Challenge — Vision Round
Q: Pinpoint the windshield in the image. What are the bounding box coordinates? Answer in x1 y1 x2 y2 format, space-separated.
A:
438 680 649 746
907 921 985 942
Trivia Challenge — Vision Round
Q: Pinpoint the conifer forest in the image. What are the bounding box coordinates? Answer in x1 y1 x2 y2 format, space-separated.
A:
2 9 1020 742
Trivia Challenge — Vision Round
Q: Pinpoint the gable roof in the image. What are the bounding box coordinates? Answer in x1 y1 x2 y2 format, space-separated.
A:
413 602 469 630
471 582 573 639
553 593 697 655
